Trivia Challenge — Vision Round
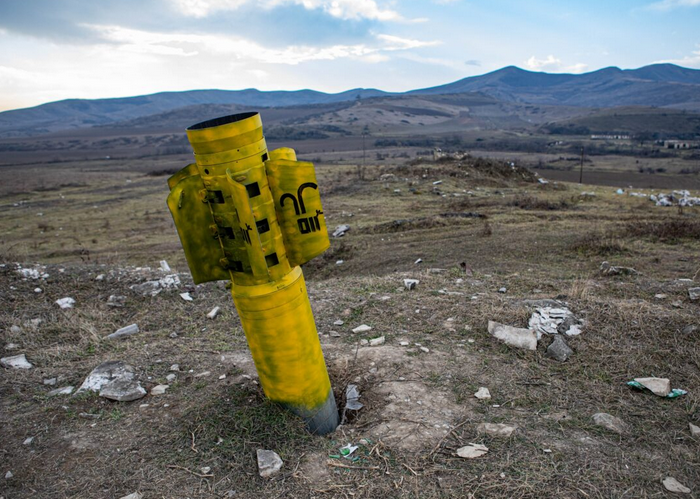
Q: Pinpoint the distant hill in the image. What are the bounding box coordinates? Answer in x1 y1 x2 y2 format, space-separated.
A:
1 63 699 138
410 64 700 110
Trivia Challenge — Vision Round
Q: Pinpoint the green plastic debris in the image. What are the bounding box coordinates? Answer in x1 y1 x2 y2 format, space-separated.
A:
626 381 687 398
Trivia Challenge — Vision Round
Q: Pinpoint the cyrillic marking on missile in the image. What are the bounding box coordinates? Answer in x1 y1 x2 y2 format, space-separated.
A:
298 209 323 234
241 223 252 244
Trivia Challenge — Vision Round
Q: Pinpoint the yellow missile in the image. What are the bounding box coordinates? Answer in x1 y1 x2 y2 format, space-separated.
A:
166 112 338 434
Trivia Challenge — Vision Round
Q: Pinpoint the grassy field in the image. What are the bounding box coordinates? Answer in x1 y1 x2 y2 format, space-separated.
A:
1 151 699 498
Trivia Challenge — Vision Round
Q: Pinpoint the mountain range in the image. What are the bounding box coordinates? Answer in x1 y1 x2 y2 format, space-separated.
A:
1 63 699 138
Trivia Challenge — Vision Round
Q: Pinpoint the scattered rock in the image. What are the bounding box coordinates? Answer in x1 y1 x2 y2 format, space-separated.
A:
688 287 700 301
498 287 507 293
257 449 283 477
95 274 105 281
592 413 627 435
519 299 566 308
474 387 491 400
477 423 516 437
77 361 136 393
166 374 176 382
180 292 193 301
654 293 667 299
404 279 419 290
43 377 57 385
200 466 211 474
332 224 350 238
487 321 537 350
195 371 211 377
100 378 147 402
119 493 143 499
600 261 638 276
5 341 20 350
106 324 139 340
130 274 181 296
107 295 127 308
529 306 582 338
663 477 691 494
399 341 409 346
682 325 698 335
689 423 700 436
23 437 34 445
456 443 489 459
335 259 344 265
329 331 341 337
547 335 573 362
34 287 42 293
48 386 75 397
207 306 221 319
352 324 372 334
169 332 178 338
150 384 169 395
333 320 344 326
55 297 75 309
159 260 171 272
170 364 180 372
5 470 13 479
369 336 385 347
672 300 683 308
414 258 423 264
634 377 671 397
1 353 33 369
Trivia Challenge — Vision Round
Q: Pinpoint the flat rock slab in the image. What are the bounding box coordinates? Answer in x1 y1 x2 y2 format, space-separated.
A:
257 449 283 477
1 353 33 369
476 423 516 437
456 443 489 459
592 413 628 435
99 378 147 402
77 361 136 393
689 287 700 301
48 386 75 397
487 321 537 350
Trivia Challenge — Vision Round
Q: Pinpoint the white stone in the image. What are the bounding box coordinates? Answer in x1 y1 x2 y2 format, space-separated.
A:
119 493 143 499
48 386 74 396
634 377 671 397
257 449 283 477
166 374 176 382
663 477 691 494
180 292 193 301
592 413 627 434
159 260 171 272
151 384 169 395
1 353 33 369
195 371 211 377
333 320 344 326
474 387 491 400
689 423 700 437
55 297 75 309
77 361 135 393
5 342 20 350
456 443 489 459
487 321 537 350
399 341 410 346
419 346 430 353
689 287 700 301
170 364 180 372
369 336 385 347
23 437 34 445
34 287 42 293
477 423 516 437
5 470 13 479
43 378 57 385
352 324 372 334
207 306 221 319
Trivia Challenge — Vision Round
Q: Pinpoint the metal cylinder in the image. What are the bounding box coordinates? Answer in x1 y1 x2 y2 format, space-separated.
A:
175 112 338 434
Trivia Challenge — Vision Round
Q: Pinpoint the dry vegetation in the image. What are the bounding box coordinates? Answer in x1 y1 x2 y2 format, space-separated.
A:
1 153 699 498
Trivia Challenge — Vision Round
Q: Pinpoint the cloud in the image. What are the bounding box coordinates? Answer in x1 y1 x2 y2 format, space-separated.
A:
524 55 588 73
464 59 481 66
646 0 700 10
86 24 437 65
169 0 406 21
655 44 700 68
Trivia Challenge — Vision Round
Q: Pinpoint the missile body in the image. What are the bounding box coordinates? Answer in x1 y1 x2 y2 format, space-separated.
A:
167 112 338 434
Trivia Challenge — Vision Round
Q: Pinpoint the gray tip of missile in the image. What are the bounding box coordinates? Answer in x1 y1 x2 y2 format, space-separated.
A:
300 391 340 436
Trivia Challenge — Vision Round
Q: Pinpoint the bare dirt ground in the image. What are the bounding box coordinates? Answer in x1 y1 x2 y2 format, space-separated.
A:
1 152 699 498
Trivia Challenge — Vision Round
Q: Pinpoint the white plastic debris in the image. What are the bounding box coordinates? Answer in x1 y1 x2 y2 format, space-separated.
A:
404 278 419 290
159 260 171 272
207 306 221 319
339 444 359 458
414 258 423 264
106 324 139 340
456 443 489 459
151 384 169 395
332 224 350 237
345 384 363 411
257 449 283 477
55 297 75 309
528 306 582 339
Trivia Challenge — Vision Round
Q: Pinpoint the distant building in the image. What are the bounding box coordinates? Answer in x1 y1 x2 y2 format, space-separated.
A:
663 140 698 149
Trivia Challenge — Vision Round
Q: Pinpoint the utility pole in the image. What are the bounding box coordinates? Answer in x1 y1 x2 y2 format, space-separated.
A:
579 146 584 184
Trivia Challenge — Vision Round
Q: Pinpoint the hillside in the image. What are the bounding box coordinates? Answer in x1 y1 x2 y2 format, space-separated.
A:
1 64 699 138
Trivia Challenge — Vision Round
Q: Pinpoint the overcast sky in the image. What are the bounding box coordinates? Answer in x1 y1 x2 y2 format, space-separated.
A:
0 0 699 111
